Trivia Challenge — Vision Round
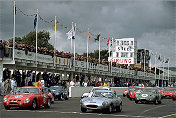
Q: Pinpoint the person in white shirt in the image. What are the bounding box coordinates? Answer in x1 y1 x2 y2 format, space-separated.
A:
70 80 75 87
11 77 17 94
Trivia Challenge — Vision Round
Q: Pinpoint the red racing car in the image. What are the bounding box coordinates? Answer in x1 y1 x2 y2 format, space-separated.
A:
162 88 176 98
129 87 143 100
3 86 51 110
172 91 176 101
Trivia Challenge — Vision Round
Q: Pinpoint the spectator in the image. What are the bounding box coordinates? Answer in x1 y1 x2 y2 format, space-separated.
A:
70 80 75 87
82 80 88 87
4 78 12 95
28 79 33 86
96 81 101 87
11 77 17 94
37 78 42 87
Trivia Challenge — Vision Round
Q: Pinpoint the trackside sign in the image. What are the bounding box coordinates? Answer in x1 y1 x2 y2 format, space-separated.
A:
108 38 135 64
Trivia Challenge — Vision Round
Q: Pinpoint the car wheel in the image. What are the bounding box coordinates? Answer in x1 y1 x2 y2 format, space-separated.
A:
81 107 87 113
158 100 161 104
51 97 54 103
129 98 132 101
153 98 158 105
60 94 64 100
45 98 51 108
135 100 139 104
107 105 113 113
123 94 125 97
4 106 10 110
31 99 37 110
116 103 122 112
173 98 176 101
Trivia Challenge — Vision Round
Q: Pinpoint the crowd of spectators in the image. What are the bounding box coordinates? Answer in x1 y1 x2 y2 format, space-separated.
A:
0 40 154 73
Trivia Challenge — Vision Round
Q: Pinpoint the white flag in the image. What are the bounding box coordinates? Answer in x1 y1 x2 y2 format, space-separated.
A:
66 29 72 40
72 25 76 39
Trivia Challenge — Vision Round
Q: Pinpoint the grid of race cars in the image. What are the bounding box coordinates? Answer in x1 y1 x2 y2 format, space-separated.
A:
2 85 176 114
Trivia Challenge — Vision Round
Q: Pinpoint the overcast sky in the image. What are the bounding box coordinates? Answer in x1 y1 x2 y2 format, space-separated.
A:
0 0 175 66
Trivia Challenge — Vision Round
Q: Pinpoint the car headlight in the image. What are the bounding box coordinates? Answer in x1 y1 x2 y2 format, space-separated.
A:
102 101 108 106
24 98 30 103
3 98 7 102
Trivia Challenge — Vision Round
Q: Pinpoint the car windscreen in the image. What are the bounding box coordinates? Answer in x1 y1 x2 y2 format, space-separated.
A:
50 86 62 91
91 92 113 98
16 88 40 94
92 88 109 92
164 89 175 92
134 88 143 92
143 89 155 93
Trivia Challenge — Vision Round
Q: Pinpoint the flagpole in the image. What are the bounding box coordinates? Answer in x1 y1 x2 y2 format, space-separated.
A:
99 33 101 64
35 9 38 82
13 1 16 61
74 23 76 61
108 38 110 71
155 52 157 85
87 28 89 70
71 22 73 54
110 37 113 73
163 56 165 86
168 58 169 85
54 16 57 67
144 49 145 74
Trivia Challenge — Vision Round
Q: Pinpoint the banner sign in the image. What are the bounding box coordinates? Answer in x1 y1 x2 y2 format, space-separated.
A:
109 38 135 64
108 57 134 64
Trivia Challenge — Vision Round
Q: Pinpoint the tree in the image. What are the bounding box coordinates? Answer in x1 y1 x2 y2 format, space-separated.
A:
9 30 54 50
82 49 109 61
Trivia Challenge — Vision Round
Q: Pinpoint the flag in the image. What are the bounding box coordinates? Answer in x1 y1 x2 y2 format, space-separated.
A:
94 34 100 41
34 14 37 29
72 25 76 39
158 55 161 61
107 37 110 46
88 32 90 40
66 29 72 40
54 20 59 30
14 4 16 15
110 39 113 47
165 59 169 63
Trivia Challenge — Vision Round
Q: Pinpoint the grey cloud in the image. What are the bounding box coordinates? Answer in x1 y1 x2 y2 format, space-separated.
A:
0 1 175 66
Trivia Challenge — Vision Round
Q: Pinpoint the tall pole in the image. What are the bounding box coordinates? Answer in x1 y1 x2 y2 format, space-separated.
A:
99 34 101 64
74 23 76 61
54 16 57 67
35 9 38 64
163 56 165 86
168 58 169 85
13 1 16 60
108 37 110 71
71 22 73 54
87 28 89 70
144 49 145 73
110 37 113 73
155 53 157 85
35 9 38 82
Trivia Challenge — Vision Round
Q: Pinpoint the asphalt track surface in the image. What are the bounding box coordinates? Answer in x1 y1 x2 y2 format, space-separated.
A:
0 95 176 118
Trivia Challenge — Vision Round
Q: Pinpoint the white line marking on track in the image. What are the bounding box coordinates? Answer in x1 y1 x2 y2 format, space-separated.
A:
160 113 176 118
138 105 166 116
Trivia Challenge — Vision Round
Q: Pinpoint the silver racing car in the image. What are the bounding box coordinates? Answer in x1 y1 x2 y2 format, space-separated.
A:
135 88 162 104
80 90 122 113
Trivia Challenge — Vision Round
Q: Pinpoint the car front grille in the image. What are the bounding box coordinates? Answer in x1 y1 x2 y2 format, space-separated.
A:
86 105 98 108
